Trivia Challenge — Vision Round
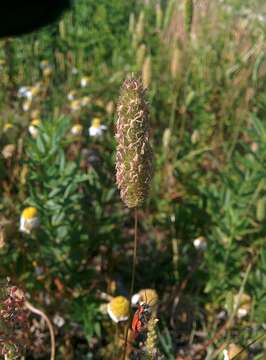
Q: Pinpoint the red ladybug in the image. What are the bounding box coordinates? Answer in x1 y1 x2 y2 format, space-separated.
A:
131 302 152 333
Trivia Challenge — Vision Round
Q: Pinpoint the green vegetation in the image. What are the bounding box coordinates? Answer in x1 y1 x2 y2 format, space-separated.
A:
0 0 266 358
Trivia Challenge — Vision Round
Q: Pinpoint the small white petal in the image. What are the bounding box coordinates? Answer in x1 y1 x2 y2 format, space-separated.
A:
107 304 119 323
80 79 88 87
19 216 40 234
131 293 140 305
223 350 229 360
29 126 39 138
107 303 128 323
19 217 29 234
237 307 248 318
53 314 65 327
193 237 207 251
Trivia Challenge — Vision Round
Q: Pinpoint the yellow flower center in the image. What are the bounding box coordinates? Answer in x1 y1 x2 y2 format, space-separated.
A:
92 118 101 129
22 207 38 220
30 86 40 96
81 96 91 105
3 123 13 131
68 90 76 98
40 60 49 68
109 296 129 318
31 119 41 127
72 124 83 133
70 100 81 110
81 76 90 83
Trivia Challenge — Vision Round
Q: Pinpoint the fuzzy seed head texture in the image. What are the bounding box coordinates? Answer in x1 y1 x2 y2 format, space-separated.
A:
146 316 159 359
115 76 153 208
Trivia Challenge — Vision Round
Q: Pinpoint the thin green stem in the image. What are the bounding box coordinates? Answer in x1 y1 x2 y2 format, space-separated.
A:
123 208 138 360
130 208 138 297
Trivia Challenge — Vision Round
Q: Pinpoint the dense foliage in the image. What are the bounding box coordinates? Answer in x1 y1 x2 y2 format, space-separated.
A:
0 0 265 359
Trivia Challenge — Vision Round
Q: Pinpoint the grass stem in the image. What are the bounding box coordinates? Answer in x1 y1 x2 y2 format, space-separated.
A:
123 208 138 360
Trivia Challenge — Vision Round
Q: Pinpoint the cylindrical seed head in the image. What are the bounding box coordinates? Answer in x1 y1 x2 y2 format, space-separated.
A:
146 317 159 359
115 76 153 208
136 43 146 69
170 46 182 79
142 56 152 89
184 0 194 34
136 11 145 43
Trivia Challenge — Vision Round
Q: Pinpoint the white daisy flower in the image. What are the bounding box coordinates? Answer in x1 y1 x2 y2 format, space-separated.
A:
53 314 65 328
67 90 77 101
89 118 107 137
80 76 90 88
18 86 30 98
107 296 129 323
20 207 40 234
193 236 207 251
18 86 33 100
223 349 229 360
28 119 41 138
71 124 83 136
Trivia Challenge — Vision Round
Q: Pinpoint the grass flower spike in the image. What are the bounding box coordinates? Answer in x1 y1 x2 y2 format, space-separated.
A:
131 288 158 309
89 118 106 137
20 207 40 234
115 75 153 208
107 296 130 323
184 0 194 34
146 317 159 359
